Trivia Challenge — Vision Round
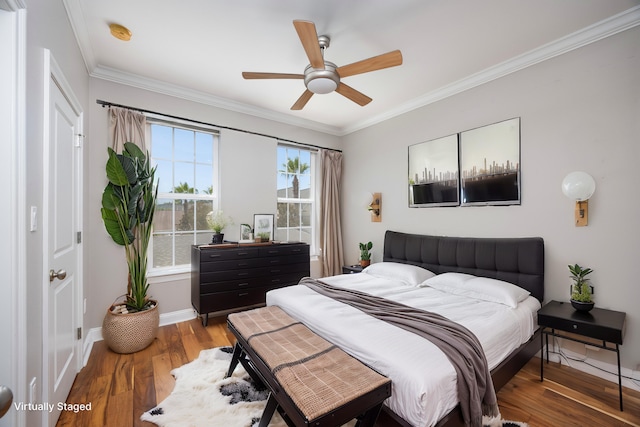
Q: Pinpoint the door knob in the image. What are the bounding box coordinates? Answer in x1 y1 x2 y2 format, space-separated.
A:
0 385 12 419
49 269 67 282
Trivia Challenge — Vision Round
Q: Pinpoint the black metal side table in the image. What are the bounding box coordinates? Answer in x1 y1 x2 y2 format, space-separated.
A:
538 300 626 411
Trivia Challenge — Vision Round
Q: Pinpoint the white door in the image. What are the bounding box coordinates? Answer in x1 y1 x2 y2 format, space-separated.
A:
45 58 83 426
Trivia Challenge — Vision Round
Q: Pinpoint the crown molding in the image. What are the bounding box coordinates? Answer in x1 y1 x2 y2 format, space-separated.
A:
63 0 95 75
341 5 640 135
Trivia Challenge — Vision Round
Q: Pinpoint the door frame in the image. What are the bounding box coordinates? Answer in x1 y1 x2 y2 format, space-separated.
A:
41 49 84 425
1 3 26 427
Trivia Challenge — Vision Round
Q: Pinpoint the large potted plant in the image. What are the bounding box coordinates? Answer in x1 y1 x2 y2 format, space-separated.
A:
101 142 159 353
569 263 594 312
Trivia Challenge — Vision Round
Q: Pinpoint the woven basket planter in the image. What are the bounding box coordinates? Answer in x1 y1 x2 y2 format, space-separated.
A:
102 301 159 354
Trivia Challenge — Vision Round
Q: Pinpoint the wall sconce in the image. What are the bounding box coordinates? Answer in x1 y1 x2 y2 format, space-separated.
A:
368 192 381 222
562 171 596 227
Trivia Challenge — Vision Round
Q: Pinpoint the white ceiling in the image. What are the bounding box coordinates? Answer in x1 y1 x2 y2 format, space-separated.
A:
64 0 639 135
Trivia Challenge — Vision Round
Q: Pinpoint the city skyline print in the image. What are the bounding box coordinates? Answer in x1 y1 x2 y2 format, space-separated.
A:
459 117 521 205
408 133 459 207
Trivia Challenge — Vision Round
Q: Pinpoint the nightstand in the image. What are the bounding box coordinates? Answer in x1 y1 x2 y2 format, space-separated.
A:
538 300 626 410
342 264 364 274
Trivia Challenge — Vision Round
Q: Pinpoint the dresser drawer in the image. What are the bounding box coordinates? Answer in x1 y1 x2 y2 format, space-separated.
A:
200 262 309 283
256 253 309 267
259 244 310 257
199 247 260 261
200 258 262 272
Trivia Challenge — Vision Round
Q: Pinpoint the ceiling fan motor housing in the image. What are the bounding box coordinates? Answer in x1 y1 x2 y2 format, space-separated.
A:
304 61 339 94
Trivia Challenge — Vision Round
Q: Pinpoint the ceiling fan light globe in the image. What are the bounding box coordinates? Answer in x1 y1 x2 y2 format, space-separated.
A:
307 77 338 94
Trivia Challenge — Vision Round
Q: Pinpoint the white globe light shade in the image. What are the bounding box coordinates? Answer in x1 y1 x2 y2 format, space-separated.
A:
561 171 596 201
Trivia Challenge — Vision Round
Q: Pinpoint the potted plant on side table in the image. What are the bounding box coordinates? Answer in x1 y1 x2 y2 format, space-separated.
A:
569 263 594 312
359 241 373 268
101 142 159 353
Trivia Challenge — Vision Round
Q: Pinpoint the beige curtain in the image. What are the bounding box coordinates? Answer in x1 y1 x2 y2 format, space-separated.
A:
320 149 344 276
109 106 147 152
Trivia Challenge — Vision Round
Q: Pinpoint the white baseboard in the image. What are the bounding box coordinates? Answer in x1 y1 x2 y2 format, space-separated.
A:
82 308 198 366
539 343 640 393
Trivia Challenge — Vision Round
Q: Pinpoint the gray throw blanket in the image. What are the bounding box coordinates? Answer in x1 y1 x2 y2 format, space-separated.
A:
300 277 500 427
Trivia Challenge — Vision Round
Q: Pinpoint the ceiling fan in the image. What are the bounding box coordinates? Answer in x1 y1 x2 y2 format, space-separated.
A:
242 20 403 110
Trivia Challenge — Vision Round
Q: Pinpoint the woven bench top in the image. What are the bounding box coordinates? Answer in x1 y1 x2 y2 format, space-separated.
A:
228 306 391 422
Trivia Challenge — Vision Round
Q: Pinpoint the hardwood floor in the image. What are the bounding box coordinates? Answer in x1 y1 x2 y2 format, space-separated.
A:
57 316 640 427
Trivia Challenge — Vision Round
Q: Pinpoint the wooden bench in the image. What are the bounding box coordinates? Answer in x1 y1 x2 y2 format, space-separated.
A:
226 306 392 427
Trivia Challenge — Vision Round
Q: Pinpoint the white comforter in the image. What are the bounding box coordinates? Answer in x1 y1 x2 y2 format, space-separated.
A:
266 272 540 427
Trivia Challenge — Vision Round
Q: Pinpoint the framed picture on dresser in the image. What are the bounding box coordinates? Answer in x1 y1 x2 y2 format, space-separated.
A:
254 214 274 241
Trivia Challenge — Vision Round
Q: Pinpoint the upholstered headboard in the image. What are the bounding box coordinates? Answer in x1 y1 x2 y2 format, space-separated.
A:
383 230 544 302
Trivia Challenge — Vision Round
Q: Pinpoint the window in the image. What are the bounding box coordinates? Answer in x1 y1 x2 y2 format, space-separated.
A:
149 121 219 271
276 145 315 250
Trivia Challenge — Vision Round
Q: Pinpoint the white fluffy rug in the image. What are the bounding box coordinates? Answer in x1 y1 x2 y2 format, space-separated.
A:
141 346 527 427
141 346 290 427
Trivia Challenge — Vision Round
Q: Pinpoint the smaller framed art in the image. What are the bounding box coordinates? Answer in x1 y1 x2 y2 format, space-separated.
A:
408 133 459 207
253 214 274 241
459 117 521 206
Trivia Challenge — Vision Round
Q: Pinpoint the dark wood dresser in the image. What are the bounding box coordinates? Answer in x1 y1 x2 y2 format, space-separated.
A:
191 242 310 325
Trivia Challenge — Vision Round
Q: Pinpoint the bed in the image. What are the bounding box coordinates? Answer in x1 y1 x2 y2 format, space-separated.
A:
266 231 544 427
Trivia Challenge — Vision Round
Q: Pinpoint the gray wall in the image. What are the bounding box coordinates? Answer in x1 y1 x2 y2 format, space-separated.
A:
341 27 640 371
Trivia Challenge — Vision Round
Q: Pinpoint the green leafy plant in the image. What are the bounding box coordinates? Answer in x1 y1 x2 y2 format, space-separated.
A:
257 232 271 240
206 210 233 233
569 263 594 303
359 241 373 261
101 142 158 312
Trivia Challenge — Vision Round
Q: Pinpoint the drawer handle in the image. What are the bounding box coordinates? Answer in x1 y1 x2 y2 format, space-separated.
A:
270 260 280 264
238 252 249 256
271 278 281 283
271 269 281 273
292 249 301 253
237 272 249 277
238 283 249 287
238 292 249 297
208 254 221 258
238 263 248 267
573 324 578 329
268 250 278 254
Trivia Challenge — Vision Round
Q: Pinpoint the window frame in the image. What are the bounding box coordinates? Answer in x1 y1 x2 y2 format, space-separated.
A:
147 117 220 276
276 144 317 255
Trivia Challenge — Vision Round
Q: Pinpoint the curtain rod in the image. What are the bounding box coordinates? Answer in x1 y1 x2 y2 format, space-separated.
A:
96 99 342 153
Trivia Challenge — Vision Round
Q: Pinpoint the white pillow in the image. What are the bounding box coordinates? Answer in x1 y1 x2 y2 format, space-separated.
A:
420 272 475 288
422 273 529 308
363 262 435 286
464 277 530 307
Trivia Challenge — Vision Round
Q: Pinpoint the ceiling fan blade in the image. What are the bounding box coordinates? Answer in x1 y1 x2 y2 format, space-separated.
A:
291 90 314 110
242 72 304 79
336 50 403 78
293 20 324 69
335 83 372 106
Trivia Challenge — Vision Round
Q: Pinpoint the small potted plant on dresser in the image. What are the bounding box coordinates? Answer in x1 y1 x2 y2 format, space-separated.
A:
359 241 372 268
569 263 594 312
206 210 233 244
